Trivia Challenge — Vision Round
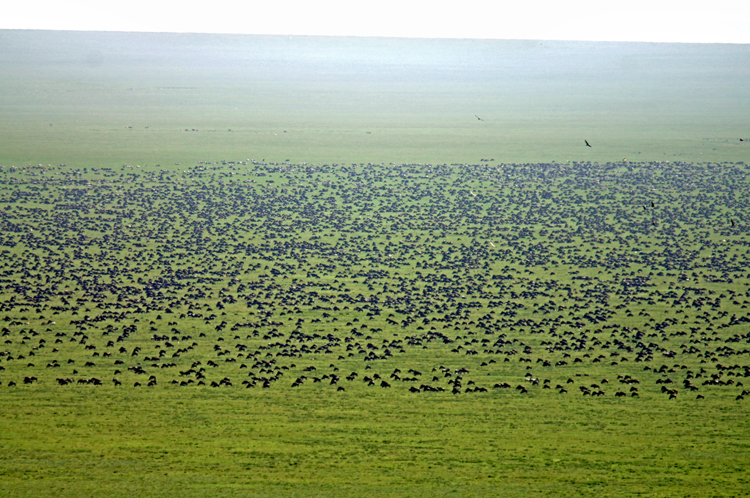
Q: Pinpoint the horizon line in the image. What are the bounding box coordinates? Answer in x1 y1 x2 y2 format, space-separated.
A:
3 27 749 46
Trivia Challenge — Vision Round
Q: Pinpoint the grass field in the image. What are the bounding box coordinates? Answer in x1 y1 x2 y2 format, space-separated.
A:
1 31 749 167
0 30 750 496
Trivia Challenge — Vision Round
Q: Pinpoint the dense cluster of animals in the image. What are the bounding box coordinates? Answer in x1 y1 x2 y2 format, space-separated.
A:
0 160 748 403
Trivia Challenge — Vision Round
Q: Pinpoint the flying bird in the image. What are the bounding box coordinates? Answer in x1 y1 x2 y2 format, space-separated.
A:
651 201 655 208
585 140 592 148
475 115 483 121
731 219 735 226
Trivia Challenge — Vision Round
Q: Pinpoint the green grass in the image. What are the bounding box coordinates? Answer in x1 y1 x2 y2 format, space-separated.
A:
1 31 749 167
1 30 750 497
2 389 749 497
1 160 749 496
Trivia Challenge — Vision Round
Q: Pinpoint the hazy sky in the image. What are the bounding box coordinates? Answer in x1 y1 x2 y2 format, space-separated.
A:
4 0 749 44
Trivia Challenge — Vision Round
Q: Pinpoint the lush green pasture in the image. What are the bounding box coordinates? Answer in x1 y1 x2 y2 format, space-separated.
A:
1 31 749 167
2 389 748 497
0 159 749 496
1 30 750 496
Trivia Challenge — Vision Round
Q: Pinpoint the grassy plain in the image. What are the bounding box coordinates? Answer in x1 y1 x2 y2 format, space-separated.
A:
1 31 749 167
0 30 750 496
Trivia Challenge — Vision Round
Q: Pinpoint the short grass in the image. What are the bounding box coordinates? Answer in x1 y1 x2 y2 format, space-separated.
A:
1 31 750 497
2 389 748 497
1 31 749 167
1 159 749 496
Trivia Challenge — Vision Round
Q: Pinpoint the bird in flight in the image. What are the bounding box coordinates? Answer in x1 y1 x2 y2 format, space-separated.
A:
585 140 592 148
651 201 655 208
731 219 735 226
475 115 483 121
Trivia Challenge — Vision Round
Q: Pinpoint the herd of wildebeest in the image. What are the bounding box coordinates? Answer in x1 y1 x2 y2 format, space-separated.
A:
0 159 749 402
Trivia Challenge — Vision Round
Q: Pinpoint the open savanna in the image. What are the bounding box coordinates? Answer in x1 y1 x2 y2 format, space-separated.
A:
1 31 750 496
1 30 749 168
1 158 749 496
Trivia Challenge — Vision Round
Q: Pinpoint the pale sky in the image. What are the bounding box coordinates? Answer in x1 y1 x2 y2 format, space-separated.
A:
3 0 749 44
